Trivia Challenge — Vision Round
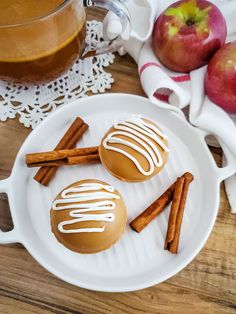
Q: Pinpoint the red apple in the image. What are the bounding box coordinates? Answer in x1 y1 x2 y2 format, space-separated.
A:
152 0 227 72
205 41 236 114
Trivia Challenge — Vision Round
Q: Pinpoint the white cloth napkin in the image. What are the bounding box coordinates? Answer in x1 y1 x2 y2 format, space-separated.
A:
104 0 236 212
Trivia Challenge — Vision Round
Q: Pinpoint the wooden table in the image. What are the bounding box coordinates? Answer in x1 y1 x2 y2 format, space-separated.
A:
0 9 235 314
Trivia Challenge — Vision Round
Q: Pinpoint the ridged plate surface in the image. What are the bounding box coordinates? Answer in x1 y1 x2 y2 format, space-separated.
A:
11 94 219 291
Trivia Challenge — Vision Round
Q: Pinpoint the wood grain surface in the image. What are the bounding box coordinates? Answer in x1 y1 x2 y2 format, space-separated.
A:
0 8 235 314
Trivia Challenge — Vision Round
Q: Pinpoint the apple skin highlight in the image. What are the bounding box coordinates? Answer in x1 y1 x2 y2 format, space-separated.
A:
152 0 227 72
205 41 236 114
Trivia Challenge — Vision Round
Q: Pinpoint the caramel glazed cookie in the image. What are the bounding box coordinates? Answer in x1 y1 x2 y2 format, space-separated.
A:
51 179 127 254
99 116 169 182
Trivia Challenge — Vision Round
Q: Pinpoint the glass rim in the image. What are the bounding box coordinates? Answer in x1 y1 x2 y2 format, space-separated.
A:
0 0 75 29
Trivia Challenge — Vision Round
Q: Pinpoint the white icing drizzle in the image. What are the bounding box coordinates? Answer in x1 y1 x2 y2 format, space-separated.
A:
52 183 120 234
103 117 169 176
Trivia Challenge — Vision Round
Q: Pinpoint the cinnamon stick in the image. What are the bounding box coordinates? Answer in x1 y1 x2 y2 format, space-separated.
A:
165 172 194 254
68 154 100 165
27 153 100 167
55 117 85 148
164 177 185 249
34 117 88 186
66 123 88 148
26 146 98 166
37 167 57 186
130 181 176 233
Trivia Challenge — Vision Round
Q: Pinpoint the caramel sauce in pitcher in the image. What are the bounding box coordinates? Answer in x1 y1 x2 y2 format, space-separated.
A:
0 0 86 83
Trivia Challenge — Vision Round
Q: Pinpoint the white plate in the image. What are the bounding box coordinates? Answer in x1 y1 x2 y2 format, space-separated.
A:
0 94 235 292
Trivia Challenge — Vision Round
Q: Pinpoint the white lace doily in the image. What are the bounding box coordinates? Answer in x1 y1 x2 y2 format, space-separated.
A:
0 21 115 129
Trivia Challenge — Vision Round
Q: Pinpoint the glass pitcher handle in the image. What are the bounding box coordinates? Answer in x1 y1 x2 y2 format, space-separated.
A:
83 0 131 57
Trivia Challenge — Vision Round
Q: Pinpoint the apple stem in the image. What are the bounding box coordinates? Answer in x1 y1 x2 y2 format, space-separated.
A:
186 18 195 26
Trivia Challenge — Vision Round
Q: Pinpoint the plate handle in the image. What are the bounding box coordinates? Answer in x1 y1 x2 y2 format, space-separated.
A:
0 178 19 244
198 129 236 182
217 142 236 182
